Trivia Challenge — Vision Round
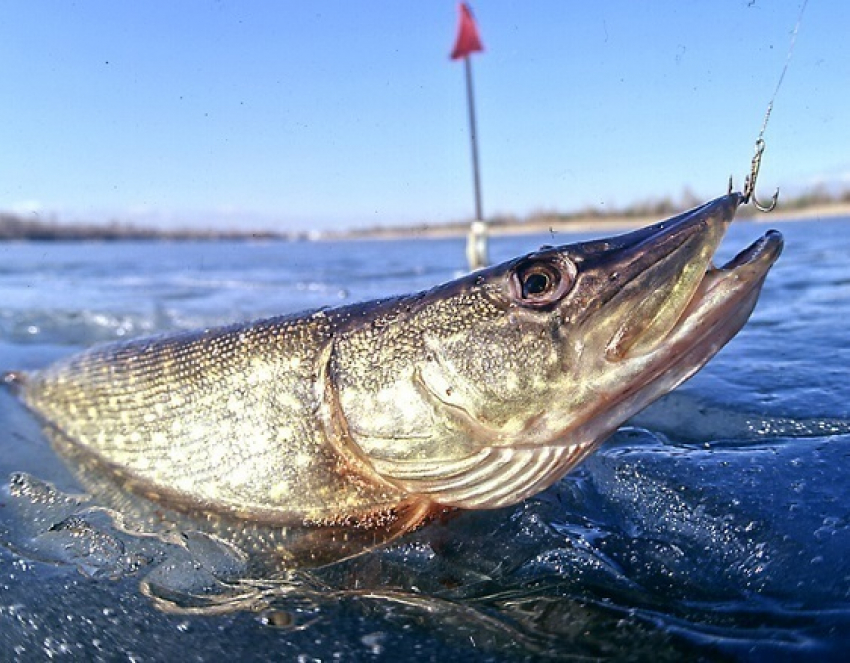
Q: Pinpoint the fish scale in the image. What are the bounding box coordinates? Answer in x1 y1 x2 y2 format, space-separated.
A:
20 312 407 524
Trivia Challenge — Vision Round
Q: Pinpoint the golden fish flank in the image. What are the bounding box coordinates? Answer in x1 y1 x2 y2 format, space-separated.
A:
13 193 782 532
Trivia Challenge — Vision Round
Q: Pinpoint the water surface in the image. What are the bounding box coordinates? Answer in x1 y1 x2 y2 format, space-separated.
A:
1 217 849 661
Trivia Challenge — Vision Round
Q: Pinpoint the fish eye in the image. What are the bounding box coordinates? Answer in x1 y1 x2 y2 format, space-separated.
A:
510 257 574 308
523 269 554 297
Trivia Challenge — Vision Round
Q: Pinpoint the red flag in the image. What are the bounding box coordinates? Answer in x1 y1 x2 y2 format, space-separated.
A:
450 3 484 60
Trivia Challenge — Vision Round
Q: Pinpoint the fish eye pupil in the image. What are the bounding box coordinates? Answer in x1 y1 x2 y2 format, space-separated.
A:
524 272 551 297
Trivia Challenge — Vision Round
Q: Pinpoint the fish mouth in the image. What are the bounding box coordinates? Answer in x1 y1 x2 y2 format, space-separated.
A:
645 206 783 360
598 193 783 362
679 227 784 335
561 194 783 459
629 225 782 399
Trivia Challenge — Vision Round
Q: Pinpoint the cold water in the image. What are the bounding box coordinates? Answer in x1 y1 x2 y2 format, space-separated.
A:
1 215 849 661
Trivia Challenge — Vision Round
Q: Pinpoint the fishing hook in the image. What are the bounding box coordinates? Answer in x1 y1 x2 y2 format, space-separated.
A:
742 138 779 212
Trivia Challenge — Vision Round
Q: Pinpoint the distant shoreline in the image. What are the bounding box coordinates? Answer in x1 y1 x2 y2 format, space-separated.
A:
2 200 849 243
325 201 850 241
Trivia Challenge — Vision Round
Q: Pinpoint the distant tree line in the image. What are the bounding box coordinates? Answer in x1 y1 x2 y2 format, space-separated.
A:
0 212 292 242
775 183 850 211
3 184 850 241
337 184 850 239
515 184 850 225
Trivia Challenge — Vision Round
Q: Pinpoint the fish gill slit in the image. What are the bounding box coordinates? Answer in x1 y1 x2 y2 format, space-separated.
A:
455 443 589 508
439 447 551 506
414 448 522 495
510 444 587 503
406 445 548 508
484 446 567 505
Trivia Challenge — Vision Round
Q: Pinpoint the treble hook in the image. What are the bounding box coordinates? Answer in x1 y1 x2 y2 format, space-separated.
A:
742 138 779 212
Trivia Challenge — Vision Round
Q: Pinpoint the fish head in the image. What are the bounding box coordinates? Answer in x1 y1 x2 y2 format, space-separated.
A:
340 194 783 510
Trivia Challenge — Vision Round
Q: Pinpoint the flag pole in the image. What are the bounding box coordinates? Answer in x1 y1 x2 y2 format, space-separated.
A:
464 56 483 223
451 2 488 270
463 54 488 270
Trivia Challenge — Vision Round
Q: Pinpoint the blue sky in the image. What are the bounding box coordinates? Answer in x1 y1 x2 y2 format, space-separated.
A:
1 1 846 231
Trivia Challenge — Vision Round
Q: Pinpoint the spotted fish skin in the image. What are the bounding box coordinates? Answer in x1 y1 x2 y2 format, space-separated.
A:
14 194 783 535
18 311 409 526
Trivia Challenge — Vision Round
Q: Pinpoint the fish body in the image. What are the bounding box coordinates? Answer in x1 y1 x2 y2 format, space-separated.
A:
12 193 783 536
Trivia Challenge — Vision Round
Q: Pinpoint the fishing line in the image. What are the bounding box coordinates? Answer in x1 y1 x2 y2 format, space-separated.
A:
758 0 809 142
741 0 810 211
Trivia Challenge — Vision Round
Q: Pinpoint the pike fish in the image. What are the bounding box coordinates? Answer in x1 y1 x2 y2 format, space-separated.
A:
9 193 783 543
